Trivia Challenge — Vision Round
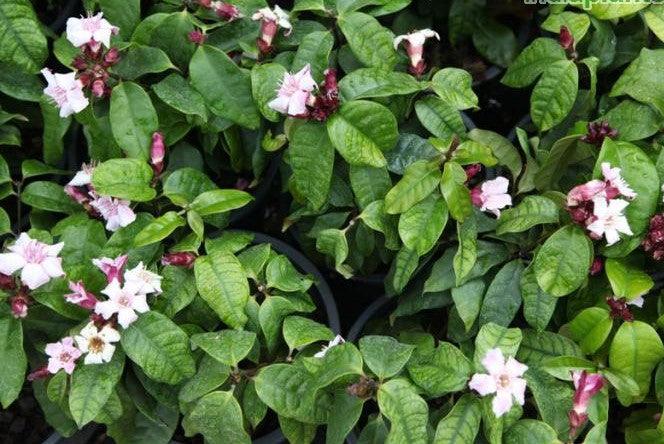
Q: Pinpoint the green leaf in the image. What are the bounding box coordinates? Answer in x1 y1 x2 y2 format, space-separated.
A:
91 158 155 201
479 260 524 327
191 330 256 367
69 349 124 426
338 12 397 70
359 335 415 380
600 100 663 142
408 342 472 397
326 391 364 444
441 161 472 222
517 330 583 368
609 320 664 404
0 0 47 73
182 391 251 444
327 100 398 167
0 315 26 408
152 73 206 120
605 258 654 301
349 165 392 210
390 247 419 293
398 194 448 255
258 293 316 354
451 279 485 332
121 312 195 385
496 196 559 235
541 11 591 43
266 255 313 292
431 68 478 110
339 68 421 101
40 97 71 166
134 211 185 247
194 251 250 329
279 416 317 444
415 96 466 140
151 266 197 318
520 265 557 332
109 82 159 159
179 354 230 404
505 419 559 444
454 217 477 285
149 11 195 69
112 45 174 80
99 0 140 39
0 208 9 235
190 45 259 129
190 189 252 216
433 394 481 444
386 133 439 175
385 160 440 214
283 316 333 352
0 61 41 101
595 139 659 255
531 59 578 131
474 323 522 371
588 3 647 19
501 38 566 88
291 31 334 81
610 48 664 115
467 129 522 179
533 225 592 297
377 379 428 444
251 62 286 122
290 122 335 210
452 140 497 167
21 181 79 213
162 167 216 206
316 228 351 278
644 6 664 43
534 134 584 191
524 367 573 439
472 17 517 68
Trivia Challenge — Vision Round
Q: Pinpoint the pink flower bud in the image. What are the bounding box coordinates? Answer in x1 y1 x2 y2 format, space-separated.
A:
215 2 242 21
64 281 98 310
10 290 30 319
199 0 212 7
161 252 198 269
151 132 166 176
91 79 106 98
568 371 604 439
643 214 664 260
559 26 574 51
188 29 207 45
464 164 482 182
258 20 278 53
0 273 16 291
589 257 603 276
103 47 120 66
27 365 50 382
72 56 88 71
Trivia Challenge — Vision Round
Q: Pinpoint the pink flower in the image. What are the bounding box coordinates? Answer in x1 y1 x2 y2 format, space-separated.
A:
601 162 636 200
211 1 242 21
150 132 166 176
252 6 291 52
268 65 317 117
468 348 528 418
75 322 120 364
0 233 64 290
89 196 136 231
586 197 633 246
95 279 150 328
566 180 606 207
471 177 512 217
66 12 118 50
92 255 128 284
123 262 162 294
41 69 89 118
568 371 604 437
161 252 197 268
393 29 440 76
65 281 98 310
45 337 82 375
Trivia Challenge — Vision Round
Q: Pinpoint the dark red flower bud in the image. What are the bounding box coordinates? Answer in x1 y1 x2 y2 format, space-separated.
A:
464 164 482 182
589 257 603 276
78 72 93 87
643 213 664 260
188 29 207 45
103 47 120 66
234 177 250 191
215 2 242 21
91 79 106 98
559 26 574 51
580 121 618 146
161 252 198 269
0 273 15 291
10 290 30 319
567 200 595 227
470 186 483 208
27 366 50 382
309 68 340 122
606 297 633 322
89 312 107 327
198 0 212 7
72 56 88 71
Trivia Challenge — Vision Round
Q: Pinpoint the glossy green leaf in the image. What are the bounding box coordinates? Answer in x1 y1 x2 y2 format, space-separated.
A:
359 335 415 380
109 82 159 159
134 211 185 247
531 59 578 131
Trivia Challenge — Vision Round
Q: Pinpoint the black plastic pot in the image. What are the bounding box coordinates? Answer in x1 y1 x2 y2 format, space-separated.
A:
47 0 82 33
229 153 282 227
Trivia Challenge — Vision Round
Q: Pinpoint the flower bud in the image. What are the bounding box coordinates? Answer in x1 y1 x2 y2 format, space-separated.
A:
27 366 50 382
464 164 482 183
215 2 242 21
581 121 618 146
568 371 604 439
559 26 574 51
72 55 88 71
10 290 30 319
606 296 633 322
161 252 198 269
643 213 664 260
150 132 166 176
91 79 106 98
198 0 212 7
188 29 207 45
589 257 603 276
0 273 16 291
103 47 120 66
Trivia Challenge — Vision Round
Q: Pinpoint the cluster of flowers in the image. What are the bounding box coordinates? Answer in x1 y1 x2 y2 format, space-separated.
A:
35 253 162 378
567 162 636 246
469 348 603 440
42 13 119 117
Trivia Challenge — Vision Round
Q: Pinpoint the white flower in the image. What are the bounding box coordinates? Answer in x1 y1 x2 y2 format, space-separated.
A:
41 69 89 118
468 348 528 418
393 29 440 68
66 12 118 49
601 162 636 200
471 176 513 217
95 279 149 328
45 337 81 375
314 335 345 358
0 233 64 290
587 197 633 246
268 64 317 116
75 322 121 364
123 262 162 295
89 195 136 231
67 163 95 187
252 5 292 30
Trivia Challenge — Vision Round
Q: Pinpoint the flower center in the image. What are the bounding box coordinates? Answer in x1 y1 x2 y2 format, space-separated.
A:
498 374 511 388
88 336 104 353
22 241 47 263
59 352 72 362
117 294 131 307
